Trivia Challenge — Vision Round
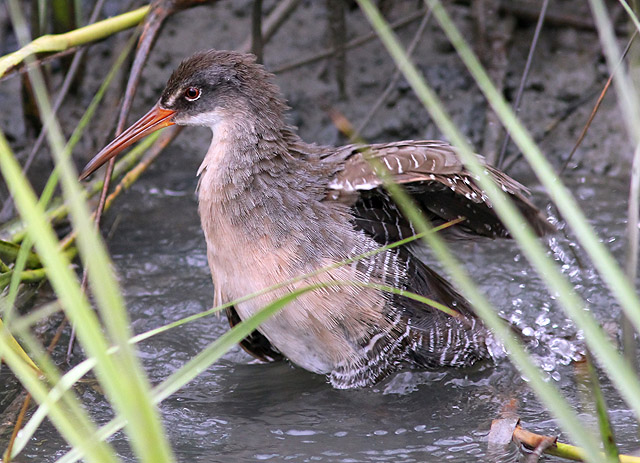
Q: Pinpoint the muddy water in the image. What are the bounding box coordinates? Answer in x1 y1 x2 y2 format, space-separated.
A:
11 141 640 462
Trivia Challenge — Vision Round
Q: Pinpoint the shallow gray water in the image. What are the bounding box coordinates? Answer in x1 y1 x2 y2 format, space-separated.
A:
10 149 640 461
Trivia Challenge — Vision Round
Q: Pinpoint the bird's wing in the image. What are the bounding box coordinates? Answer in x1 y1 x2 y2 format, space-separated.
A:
329 245 492 389
322 140 553 242
225 306 283 362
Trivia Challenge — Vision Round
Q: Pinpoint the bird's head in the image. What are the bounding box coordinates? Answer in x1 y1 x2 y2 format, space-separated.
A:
80 50 285 180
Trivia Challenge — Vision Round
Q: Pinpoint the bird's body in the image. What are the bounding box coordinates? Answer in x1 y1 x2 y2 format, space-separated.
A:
82 50 551 388
198 128 487 387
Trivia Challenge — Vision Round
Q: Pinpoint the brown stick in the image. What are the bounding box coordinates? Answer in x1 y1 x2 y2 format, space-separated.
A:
239 0 301 53
59 129 181 252
356 9 432 134
326 0 347 98
477 0 515 165
496 0 549 169
2 394 31 463
560 30 638 174
500 1 626 35
513 426 564 457
272 8 427 74
526 434 557 463
251 0 264 63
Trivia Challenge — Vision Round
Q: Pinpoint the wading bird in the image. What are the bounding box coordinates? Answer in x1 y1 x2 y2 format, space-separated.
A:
81 50 551 388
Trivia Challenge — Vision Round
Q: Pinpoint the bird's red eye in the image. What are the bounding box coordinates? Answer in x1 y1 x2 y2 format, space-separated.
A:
184 87 201 101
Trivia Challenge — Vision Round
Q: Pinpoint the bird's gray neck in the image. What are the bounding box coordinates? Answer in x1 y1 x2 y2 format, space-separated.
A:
196 117 319 240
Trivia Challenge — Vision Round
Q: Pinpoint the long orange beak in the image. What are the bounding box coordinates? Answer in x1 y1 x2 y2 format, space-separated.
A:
80 105 176 180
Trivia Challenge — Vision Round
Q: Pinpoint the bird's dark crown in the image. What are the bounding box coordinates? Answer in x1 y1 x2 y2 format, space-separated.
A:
159 50 288 125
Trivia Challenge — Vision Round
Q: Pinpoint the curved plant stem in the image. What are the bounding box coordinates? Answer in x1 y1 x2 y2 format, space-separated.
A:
559 30 637 174
0 6 149 78
496 0 549 169
514 426 640 463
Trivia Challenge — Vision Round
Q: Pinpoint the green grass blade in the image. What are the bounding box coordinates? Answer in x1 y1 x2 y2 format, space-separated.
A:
623 142 640 367
360 0 640 421
10 222 465 458
55 284 328 463
0 318 39 372
586 352 620 461
429 0 640 336
422 0 640 420
2 34 137 328
606 0 640 370
6 2 175 460
356 1 630 461
0 322 119 463
2 236 35 324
